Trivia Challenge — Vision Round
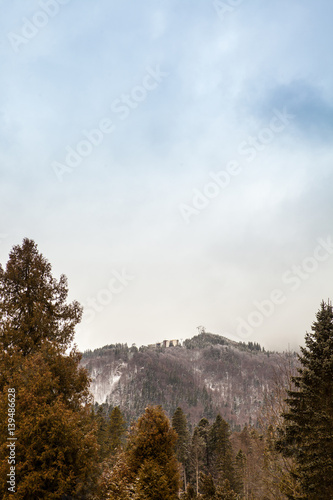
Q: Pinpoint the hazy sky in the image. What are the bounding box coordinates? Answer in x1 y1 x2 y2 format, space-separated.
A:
1 0 333 352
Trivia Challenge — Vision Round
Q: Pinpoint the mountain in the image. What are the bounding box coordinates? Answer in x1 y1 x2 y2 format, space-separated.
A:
81 332 298 429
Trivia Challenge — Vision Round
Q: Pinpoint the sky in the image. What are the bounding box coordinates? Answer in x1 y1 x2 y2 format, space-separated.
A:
1 0 333 352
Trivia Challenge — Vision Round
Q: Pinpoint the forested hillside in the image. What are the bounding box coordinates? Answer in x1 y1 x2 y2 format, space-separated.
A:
1 240 332 498
81 333 298 429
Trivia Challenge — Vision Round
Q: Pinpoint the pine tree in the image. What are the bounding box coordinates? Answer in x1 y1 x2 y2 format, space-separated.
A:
0 239 98 499
276 300 333 499
172 407 190 490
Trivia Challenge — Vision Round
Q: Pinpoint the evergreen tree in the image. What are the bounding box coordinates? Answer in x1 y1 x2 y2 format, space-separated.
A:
190 427 205 496
108 406 127 455
172 407 190 490
104 406 180 499
276 300 333 499
97 452 133 500
135 458 177 500
200 473 238 500
0 239 98 499
197 418 210 471
95 405 110 461
181 483 196 500
215 479 238 500
208 415 236 491
0 238 81 363
234 449 246 496
200 472 216 499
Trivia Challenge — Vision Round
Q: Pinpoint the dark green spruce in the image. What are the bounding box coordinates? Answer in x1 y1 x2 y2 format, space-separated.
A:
276 300 333 499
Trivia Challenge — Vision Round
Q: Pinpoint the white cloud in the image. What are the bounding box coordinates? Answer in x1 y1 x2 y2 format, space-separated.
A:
1 0 333 352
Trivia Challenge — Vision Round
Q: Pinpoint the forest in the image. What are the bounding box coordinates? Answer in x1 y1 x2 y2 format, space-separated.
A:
0 239 332 499
81 334 298 431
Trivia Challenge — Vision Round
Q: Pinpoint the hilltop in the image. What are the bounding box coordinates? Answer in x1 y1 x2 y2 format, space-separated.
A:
81 332 298 429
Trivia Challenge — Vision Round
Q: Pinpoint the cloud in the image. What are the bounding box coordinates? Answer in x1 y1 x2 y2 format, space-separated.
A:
249 80 333 141
1 0 333 352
